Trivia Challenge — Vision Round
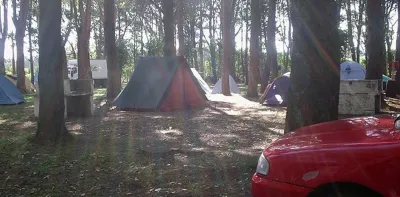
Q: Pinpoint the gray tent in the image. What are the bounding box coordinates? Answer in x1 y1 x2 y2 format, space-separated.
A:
113 56 208 111
211 75 240 94
190 68 211 93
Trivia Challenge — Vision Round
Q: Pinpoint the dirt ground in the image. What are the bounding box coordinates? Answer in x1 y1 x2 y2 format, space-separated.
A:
0 93 286 197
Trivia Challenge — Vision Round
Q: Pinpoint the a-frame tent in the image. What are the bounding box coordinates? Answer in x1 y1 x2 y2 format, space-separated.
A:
114 56 208 111
211 75 240 94
0 75 24 105
190 68 211 93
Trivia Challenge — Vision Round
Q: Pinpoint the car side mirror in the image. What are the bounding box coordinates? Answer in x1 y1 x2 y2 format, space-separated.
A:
395 116 400 130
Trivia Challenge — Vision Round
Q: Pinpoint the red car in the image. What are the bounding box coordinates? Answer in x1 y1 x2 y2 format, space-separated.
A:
251 114 400 197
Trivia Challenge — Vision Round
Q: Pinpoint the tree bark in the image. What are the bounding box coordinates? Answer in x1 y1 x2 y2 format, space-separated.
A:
28 2 34 84
229 0 237 80
356 0 366 63
0 0 8 75
366 0 385 80
261 20 270 94
286 0 292 70
162 0 175 56
199 1 204 74
244 1 249 85
262 0 278 93
346 0 356 61
248 0 261 97
285 0 340 133
13 0 29 92
177 0 184 56
396 0 400 63
222 0 232 96
77 0 92 80
209 0 217 81
104 0 120 101
11 36 15 74
36 0 70 144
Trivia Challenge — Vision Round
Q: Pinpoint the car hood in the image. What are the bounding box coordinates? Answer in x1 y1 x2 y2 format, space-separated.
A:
267 115 400 155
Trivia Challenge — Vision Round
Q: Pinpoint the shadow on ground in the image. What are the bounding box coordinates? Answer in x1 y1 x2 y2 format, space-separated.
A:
0 93 286 196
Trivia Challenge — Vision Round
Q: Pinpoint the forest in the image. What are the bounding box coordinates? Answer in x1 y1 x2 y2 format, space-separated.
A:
0 0 397 196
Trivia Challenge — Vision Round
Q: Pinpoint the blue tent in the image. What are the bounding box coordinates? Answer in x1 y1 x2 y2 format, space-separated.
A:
340 61 366 80
0 75 24 105
261 72 290 106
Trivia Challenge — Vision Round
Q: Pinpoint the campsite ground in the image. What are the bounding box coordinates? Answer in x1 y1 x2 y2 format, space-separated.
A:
0 86 399 196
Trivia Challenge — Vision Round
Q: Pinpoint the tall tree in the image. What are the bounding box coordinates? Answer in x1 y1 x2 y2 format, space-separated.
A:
177 0 184 56
345 0 356 61
12 0 29 92
355 0 366 63
162 0 175 56
28 0 34 83
209 0 217 81
9 32 15 74
285 0 341 133
384 0 395 75
243 0 249 85
36 0 70 144
366 0 384 80
396 0 400 66
104 0 120 100
199 0 204 74
222 0 232 95
76 0 92 80
247 0 261 97
0 0 8 75
262 0 278 93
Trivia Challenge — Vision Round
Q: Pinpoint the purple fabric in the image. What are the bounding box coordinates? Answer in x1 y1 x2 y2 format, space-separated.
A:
263 76 290 106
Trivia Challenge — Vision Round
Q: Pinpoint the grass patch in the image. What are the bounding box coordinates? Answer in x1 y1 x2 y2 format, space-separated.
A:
93 88 106 100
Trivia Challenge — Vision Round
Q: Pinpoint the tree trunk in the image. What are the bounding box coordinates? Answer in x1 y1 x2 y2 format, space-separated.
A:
77 0 92 80
162 0 175 56
366 0 385 80
0 0 8 75
285 0 340 133
261 21 270 94
346 0 356 61
262 0 278 94
356 0 366 63
16 34 26 91
190 19 198 70
385 16 392 76
36 0 70 144
268 0 278 79
248 0 261 97
222 0 232 96
229 0 237 79
13 0 29 92
104 0 120 101
11 38 15 74
28 4 34 84
209 0 217 81
244 1 249 85
396 0 400 63
286 0 292 70
199 1 204 74
69 42 77 59
177 0 184 56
